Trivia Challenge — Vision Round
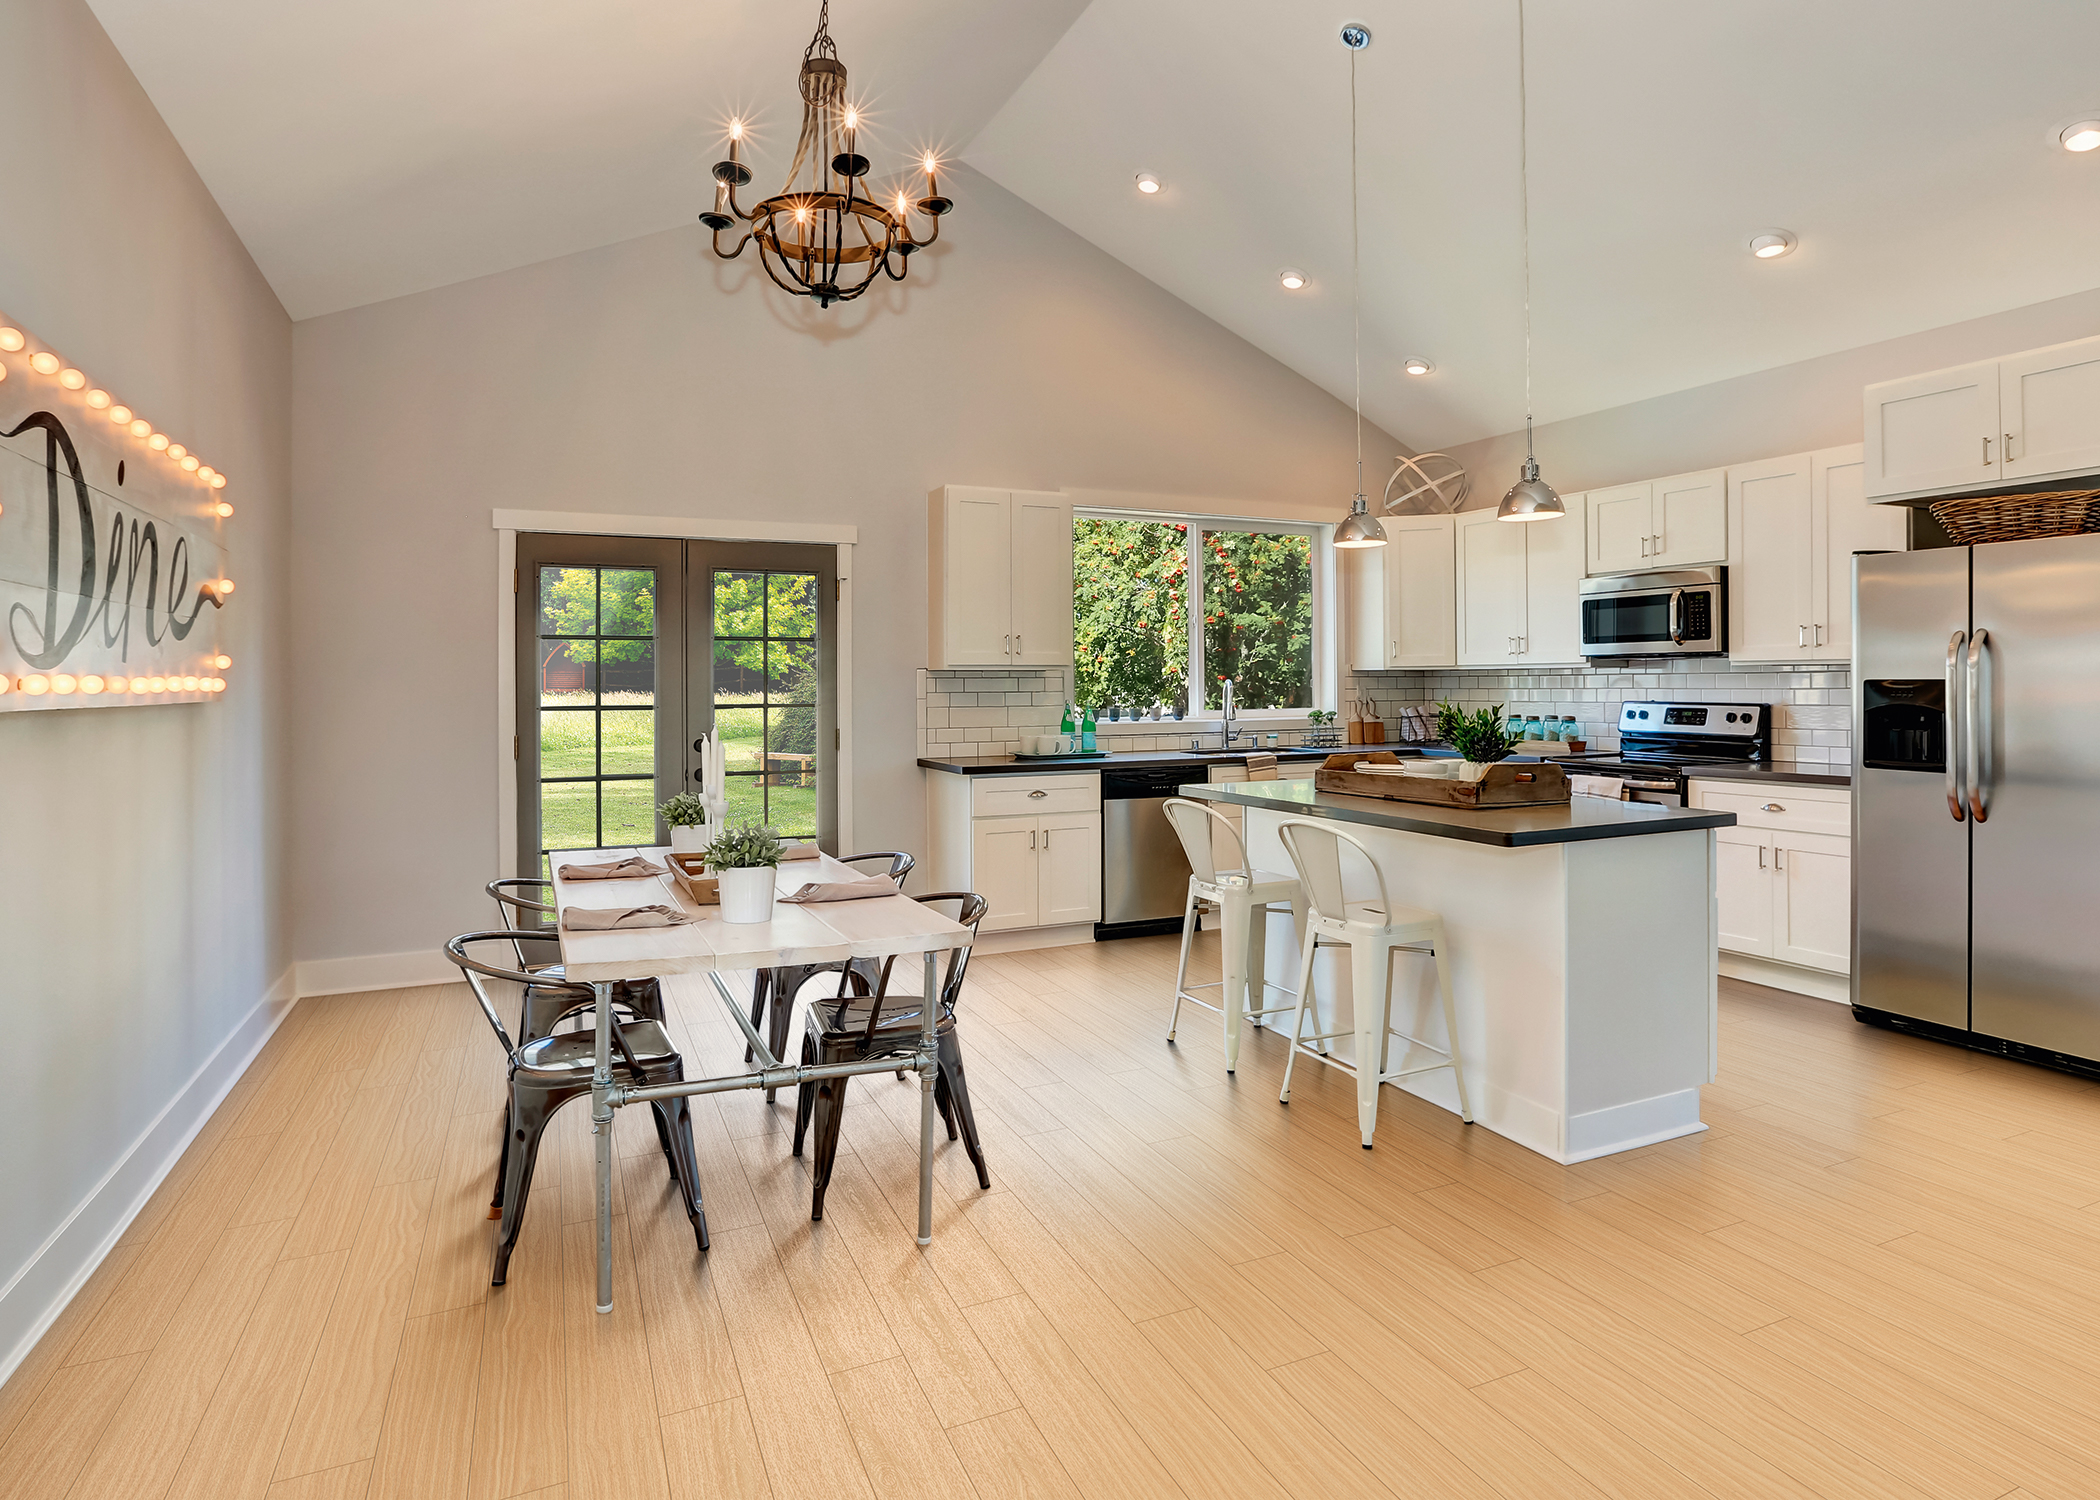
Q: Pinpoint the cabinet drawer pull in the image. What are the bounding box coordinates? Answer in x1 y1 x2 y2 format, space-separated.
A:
1758 845 1766 869
1983 435 1992 464
1029 789 1047 798
2006 431 2016 463
1761 803 1785 813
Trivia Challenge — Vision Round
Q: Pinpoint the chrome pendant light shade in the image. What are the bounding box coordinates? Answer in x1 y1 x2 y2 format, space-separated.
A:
1332 23 1386 547
1495 0 1563 524
1335 495 1388 549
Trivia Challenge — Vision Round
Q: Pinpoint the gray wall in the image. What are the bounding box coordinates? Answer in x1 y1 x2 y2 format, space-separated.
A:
289 171 1396 967
1440 285 2100 500
0 0 292 1372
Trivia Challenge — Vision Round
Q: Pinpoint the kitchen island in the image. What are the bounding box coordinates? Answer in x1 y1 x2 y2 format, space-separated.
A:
1182 779 1737 1164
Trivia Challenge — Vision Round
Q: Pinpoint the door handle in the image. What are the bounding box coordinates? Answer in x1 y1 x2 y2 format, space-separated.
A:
1669 588 1686 645
1015 633 1022 655
1030 830 1037 849
1003 634 1011 656
1639 536 1650 558
2005 431 2016 464
1774 847 1785 871
1813 623 1824 646
1983 435 1993 465
1799 625 1808 648
1945 630 1967 822
1967 628 1990 823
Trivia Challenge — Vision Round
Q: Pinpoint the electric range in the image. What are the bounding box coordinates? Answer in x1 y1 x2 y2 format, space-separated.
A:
1548 699 1772 805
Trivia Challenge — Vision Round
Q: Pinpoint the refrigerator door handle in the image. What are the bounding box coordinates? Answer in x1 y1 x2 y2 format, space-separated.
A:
1945 630 1967 822
1967 628 1991 823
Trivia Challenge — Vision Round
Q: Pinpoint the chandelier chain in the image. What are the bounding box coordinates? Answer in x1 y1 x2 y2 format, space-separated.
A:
805 0 837 64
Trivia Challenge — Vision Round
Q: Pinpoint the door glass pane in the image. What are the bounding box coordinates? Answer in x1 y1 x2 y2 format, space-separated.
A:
1199 528 1312 710
713 569 820 838
536 563 659 859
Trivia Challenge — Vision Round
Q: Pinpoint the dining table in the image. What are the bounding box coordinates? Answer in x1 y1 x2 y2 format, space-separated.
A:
549 846 975 1313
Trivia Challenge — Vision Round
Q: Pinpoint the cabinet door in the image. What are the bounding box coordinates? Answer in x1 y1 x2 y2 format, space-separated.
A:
1344 543 1392 670
1455 510 1528 664
1650 469 1728 568
935 489 1013 667
1586 482 1653 574
972 816 1041 932
1038 811 1102 926
1011 493 1074 666
1714 826 1775 958
1811 444 1906 662
1387 514 1457 667
1520 508 1587 665
1728 455 1814 661
1774 830 1850 973
2000 335 2100 482
1863 360 2000 499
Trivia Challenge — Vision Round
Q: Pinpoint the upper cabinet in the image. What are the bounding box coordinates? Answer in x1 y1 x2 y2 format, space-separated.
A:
927 487 1073 669
1730 444 1906 663
1864 334 2100 500
1345 513 1455 670
1455 507 1586 666
1584 469 1727 575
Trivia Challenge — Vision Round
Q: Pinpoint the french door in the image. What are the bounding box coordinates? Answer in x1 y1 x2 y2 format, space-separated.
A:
516 534 837 885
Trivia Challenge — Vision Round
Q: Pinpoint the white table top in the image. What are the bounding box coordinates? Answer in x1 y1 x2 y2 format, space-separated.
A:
550 847 972 983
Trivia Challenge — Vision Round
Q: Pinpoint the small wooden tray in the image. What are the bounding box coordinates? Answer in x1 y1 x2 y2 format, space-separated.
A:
665 854 718 905
1313 752 1570 808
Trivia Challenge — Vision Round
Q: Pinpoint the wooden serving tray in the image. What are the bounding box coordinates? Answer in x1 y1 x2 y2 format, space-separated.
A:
666 854 719 905
1313 752 1570 809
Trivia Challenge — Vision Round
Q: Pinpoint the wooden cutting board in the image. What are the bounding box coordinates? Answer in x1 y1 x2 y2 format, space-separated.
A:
1312 752 1571 808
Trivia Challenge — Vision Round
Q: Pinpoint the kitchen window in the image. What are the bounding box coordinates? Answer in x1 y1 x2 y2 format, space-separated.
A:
1072 511 1326 717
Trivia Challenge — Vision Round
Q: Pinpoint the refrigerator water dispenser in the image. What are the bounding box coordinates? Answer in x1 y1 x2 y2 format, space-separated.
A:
1862 679 1946 772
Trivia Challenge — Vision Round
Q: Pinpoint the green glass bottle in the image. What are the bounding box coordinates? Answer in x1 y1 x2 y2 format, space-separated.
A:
1080 705 1097 753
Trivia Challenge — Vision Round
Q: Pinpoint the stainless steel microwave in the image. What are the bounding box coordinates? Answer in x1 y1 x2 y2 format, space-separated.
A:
1578 566 1726 659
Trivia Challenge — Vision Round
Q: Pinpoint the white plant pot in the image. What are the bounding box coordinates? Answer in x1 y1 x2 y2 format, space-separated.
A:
669 823 711 855
716 864 775 924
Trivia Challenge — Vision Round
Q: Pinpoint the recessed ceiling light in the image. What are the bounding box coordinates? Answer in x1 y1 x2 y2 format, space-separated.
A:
1278 267 1307 291
1402 357 1434 376
1134 171 1161 195
1748 230 1797 260
2061 120 2100 152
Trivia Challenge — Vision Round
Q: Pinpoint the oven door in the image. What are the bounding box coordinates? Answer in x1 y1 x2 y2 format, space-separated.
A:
1579 570 1725 658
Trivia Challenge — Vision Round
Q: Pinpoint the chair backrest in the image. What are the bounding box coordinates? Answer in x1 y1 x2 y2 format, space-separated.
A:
444 931 548 1058
486 878 559 971
840 850 916 887
846 891 989 1043
1276 819 1390 927
1162 798 1245 883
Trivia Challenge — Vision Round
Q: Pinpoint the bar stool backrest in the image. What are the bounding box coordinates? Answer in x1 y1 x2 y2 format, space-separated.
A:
1162 798 1246 884
1276 819 1390 927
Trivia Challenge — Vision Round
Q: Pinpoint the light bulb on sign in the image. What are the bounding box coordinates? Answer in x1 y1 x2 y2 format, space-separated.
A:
129 419 151 438
50 674 76 694
148 432 169 451
210 474 227 489
25 674 51 695
0 675 9 695
214 501 234 518
214 578 234 595
197 466 216 482
182 675 200 692
148 676 166 693
167 443 187 459
29 352 59 375
79 675 104 695
0 328 23 352
109 405 132 424
213 653 232 670
58 368 85 390
129 676 148 693
86 389 111 409
180 455 200 471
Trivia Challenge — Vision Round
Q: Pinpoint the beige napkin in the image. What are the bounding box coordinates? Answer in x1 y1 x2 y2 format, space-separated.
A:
1569 776 1627 801
562 904 693 931
780 874 901 904
1244 752 1279 781
780 843 822 861
558 856 667 881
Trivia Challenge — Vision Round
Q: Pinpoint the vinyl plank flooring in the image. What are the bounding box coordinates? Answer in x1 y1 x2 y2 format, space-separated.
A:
559 1217 672 1500
660 1399 769 1500
618 1150 740 1418
827 1357 976 1500
0 1353 147 1500
468 1188 567 1500
366 1304 484 1500
267 1461 373 1500
945 1406 1085 1500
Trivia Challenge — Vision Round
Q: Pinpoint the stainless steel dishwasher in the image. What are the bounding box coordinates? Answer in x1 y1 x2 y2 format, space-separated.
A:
1097 763 1204 939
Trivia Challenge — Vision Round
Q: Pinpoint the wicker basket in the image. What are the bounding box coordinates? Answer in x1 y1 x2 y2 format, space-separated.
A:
1928 489 2100 546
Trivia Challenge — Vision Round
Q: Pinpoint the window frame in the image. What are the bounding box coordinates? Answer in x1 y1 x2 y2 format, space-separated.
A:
1072 507 1335 723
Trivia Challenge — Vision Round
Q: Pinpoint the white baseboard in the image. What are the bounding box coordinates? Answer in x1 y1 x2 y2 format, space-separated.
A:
0 966 299 1390
295 948 458 998
969 923 1098 955
1720 953 1849 1004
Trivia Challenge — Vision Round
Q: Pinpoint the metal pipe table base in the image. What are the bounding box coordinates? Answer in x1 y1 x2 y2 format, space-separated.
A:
586 951 943 1312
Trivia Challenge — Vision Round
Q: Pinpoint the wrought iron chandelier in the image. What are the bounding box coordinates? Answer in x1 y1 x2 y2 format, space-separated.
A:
699 2 952 308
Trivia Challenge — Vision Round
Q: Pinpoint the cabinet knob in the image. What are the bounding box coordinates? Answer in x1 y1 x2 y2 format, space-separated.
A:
1029 789 1047 798
1761 803 1785 813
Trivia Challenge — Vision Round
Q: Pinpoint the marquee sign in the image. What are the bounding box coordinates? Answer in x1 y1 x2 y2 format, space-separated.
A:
0 316 234 712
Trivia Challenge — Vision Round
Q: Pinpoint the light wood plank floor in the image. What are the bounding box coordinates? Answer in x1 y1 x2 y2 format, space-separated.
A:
8 934 2100 1499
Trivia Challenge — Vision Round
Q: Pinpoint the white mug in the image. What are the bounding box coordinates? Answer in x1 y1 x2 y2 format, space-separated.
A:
1031 735 1056 755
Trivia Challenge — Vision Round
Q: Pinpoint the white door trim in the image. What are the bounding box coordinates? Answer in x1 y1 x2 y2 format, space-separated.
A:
494 509 856 879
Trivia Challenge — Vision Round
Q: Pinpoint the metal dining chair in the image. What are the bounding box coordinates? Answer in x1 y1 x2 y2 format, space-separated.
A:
744 851 916 1099
486 875 667 1044
445 931 707 1283
791 891 989 1220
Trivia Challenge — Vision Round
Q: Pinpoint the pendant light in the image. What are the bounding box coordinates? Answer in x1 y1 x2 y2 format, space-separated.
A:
1497 0 1565 523
1332 23 1388 550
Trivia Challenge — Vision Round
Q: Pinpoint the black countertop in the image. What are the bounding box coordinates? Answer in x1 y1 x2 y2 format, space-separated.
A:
1182 779 1737 848
1667 761 1852 789
917 748 1350 777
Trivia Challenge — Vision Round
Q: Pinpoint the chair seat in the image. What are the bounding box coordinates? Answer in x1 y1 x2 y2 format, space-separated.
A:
1193 868 1300 904
1311 900 1443 941
515 1020 678 1078
806 994 954 1048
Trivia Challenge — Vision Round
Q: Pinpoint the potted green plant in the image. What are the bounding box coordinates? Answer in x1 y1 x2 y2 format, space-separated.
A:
707 820 783 923
658 792 713 855
1443 703 1519 780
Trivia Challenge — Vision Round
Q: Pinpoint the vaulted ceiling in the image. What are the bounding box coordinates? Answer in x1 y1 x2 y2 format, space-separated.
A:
90 0 2100 451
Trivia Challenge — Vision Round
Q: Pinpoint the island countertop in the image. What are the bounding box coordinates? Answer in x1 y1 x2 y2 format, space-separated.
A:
1181 778 1736 847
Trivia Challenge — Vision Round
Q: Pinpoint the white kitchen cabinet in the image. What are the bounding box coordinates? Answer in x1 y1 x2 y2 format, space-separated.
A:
1457 506 1585 666
1864 359 2001 500
1345 513 1455 669
1689 780 1852 980
972 817 1042 932
929 769 1102 936
1713 825 1777 957
927 486 1074 669
1584 470 1726 575
1999 334 2100 482
1037 811 1103 927
1731 444 1905 663
1774 830 1851 971
1521 502 1587 664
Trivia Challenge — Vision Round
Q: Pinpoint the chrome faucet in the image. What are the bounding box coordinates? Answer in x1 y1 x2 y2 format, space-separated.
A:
1218 678 1245 751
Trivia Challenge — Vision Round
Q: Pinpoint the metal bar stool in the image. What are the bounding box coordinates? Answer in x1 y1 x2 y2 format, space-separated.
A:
445 932 708 1283
1273 819 1472 1148
486 876 666 1044
791 892 989 1220
1160 799 1308 1072
744 851 916 1099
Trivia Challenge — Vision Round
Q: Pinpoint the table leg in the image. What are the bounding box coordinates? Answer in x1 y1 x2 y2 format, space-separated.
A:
918 949 937 1246
592 979 614 1313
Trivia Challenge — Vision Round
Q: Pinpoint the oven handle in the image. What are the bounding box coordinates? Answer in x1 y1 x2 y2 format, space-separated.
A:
1668 588 1686 645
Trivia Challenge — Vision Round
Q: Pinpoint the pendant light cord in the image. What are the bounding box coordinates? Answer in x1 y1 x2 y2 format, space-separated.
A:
1517 0 1535 462
1351 42 1364 504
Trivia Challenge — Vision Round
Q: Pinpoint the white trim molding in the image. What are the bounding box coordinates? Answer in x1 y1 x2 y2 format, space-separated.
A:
490 509 858 546
296 949 461 998
0 967 299 1389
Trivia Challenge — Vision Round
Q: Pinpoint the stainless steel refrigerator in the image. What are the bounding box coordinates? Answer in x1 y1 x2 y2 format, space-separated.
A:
1854 534 2100 1071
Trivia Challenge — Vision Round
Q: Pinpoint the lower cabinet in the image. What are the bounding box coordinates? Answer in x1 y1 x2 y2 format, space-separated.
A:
927 770 1103 934
1691 780 1851 976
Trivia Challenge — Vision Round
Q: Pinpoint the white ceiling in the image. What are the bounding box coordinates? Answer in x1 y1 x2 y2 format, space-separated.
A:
91 0 2100 451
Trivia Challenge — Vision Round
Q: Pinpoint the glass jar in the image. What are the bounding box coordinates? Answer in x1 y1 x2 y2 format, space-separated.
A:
1523 716 1544 741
